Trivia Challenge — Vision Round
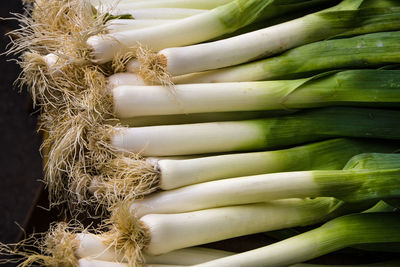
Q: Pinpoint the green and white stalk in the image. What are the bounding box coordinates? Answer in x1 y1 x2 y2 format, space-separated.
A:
113 70 400 118
148 138 396 190
77 198 359 257
140 0 400 77
87 0 334 63
174 30 400 84
106 19 177 33
264 199 393 241
89 138 395 199
112 107 400 156
136 198 367 255
129 168 400 216
193 213 400 267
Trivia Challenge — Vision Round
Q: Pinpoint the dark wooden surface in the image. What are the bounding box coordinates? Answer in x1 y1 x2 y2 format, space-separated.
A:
0 1 43 246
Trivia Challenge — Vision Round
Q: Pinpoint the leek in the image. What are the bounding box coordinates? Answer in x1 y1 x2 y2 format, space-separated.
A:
93 138 395 194
193 213 400 267
174 31 400 84
113 70 400 118
75 198 362 258
129 152 400 216
129 168 400 216
133 198 366 255
112 107 400 156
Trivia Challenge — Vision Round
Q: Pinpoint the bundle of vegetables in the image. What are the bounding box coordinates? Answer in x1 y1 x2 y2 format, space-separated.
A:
5 153 400 266
4 0 400 266
10 0 343 207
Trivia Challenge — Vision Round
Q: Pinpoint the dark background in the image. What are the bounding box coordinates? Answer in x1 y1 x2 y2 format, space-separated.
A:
0 1 48 246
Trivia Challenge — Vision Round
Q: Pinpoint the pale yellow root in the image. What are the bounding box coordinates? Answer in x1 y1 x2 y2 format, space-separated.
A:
103 202 150 267
0 223 80 267
8 0 111 112
36 66 112 208
10 0 159 211
90 155 160 207
40 66 158 211
112 52 137 74
136 45 173 86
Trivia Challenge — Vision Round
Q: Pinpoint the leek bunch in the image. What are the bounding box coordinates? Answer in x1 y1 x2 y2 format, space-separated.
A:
6 0 400 266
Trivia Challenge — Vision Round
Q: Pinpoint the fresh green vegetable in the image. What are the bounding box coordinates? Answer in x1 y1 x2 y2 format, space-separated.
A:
90 138 395 198
113 70 400 118
174 30 400 84
129 167 400 216
112 107 400 156
76 197 366 257
193 213 400 267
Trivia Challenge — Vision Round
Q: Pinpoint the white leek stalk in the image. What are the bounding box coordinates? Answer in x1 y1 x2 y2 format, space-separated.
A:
193 213 400 267
76 198 353 257
137 198 350 255
152 138 395 190
174 30 400 84
111 107 400 156
112 70 400 118
129 168 400 216
89 139 395 200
